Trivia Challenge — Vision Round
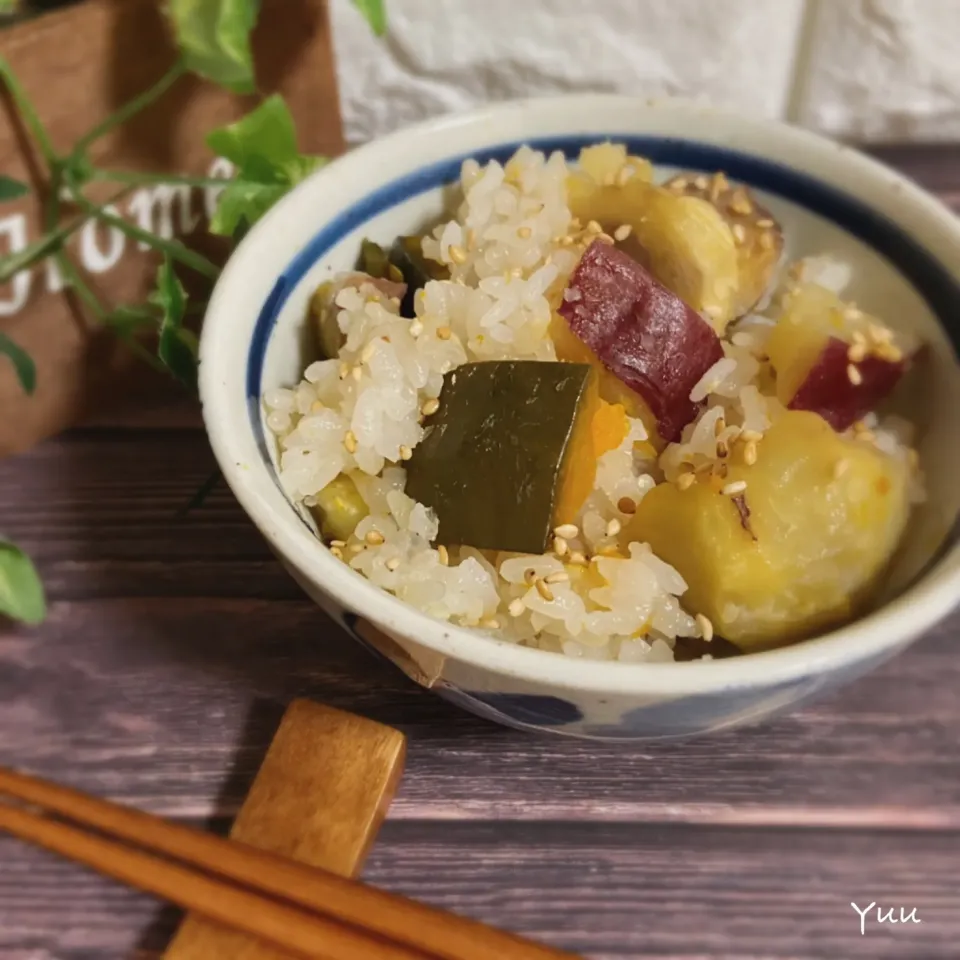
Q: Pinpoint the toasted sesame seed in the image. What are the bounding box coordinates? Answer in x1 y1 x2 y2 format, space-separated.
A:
758 231 775 251
696 613 714 642
718 462 729 479
554 523 579 539
605 518 622 538
844 306 863 322
436 325 452 340
716 439 729 458
553 535 569 557
597 545 621 557
409 319 424 337
732 223 747 245
480 617 501 630
330 546 344 560
756 218 775 228
361 341 376 363
834 458 850 479
568 551 587 566
714 417 727 438
878 343 904 363
311 400 324 413
722 480 748 496
365 530 385 545
729 190 753 215
847 363 863 386
524 568 537 585
351 365 363 382
517 225 532 239
694 175 709 190
508 598 526 617
344 430 358 454
709 172 728 203
586 220 603 235
449 244 467 264
399 444 413 461
614 223 633 242
330 539 347 548
868 322 893 344
535 579 555 602
544 571 569 584
848 342 867 363
421 397 440 416
677 471 696 491
597 232 616 245
338 361 350 380
617 496 637 515
743 439 758 466
672 176 689 191
386 557 401 571
465 228 476 248
559 235 575 247
740 429 764 442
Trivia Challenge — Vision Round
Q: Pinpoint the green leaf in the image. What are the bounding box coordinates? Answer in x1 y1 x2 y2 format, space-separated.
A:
0 332 36 394
0 539 46 625
168 0 260 94
352 0 387 35
0 175 28 201
152 258 198 389
208 179 286 236
206 94 298 182
276 154 329 185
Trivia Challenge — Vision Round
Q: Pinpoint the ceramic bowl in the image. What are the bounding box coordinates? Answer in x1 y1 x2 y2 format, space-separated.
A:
199 96 960 740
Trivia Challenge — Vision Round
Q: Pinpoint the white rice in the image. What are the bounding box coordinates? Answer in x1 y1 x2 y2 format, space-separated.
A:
263 146 920 663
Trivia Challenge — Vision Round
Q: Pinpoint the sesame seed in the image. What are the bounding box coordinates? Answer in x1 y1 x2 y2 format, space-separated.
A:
351 365 363 382
716 439 729 458
756 218 775 228
605 518 622 538
554 523 579 539
523 568 537 585
834 458 850 480
714 416 727 438
740 429 764 442
535 578 555 602
617 496 637 515
758 231 775 251
709 171 728 203
879 344 904 363
437 325 452 340
389 296 401 308
360 341 376 363
696 613 714 642
465 228 476 248
386 557 401 571
868 323 893 344
672 176 689 191
311 400 324 413
844 306 863 322
449 244 467 264
365 530 385 545
847 363 863 386
722 480 748 496
848 342 867 363
508 598 526 617
544 571 569 584
677 471 696 491
586 220 603 235
399 444 413 461
694 175 709 190
421 397 440 416
616 166 634 186
437 544 449 566
857 429 877 444
480 617 501 630
717 463 729 480
517 226 532 239
614 224 633 242
330 546 344 560
743 440 758 466
732 223 747 244
559 235 574 247
729 190 753 215
330 539 346 548
344 430 358 454
409 319 424 337
597 232 616 245
568 551 587 566
338 362 350 380
553 535 569 557
349 542 366 554
597 545 621 558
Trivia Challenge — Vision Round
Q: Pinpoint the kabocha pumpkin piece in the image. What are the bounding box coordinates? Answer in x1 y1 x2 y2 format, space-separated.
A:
765 282 913 431
405 361 602 553
311 473 369 542
557 240 724 443
624 410 911 651
664 171 784 318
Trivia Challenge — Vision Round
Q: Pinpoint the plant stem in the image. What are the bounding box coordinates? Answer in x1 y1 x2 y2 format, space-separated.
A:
71 59 187 160
0 55 59 168
74 197 220 280
90 171 231 189
57 255 105 318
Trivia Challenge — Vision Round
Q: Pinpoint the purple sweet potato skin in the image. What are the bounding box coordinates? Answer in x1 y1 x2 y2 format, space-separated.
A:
789 336 906 431
557 241 724 441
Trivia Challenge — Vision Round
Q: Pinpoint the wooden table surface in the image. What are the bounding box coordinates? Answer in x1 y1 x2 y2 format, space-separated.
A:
1 146 959 960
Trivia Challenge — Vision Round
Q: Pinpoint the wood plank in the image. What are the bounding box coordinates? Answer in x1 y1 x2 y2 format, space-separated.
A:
1 597 958 826
1 821 957 959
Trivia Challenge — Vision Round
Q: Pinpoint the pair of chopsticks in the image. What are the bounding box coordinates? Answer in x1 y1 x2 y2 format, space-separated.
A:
0 767 580 960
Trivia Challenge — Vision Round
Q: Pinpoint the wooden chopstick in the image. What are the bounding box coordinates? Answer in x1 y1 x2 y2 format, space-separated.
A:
0 767 580 960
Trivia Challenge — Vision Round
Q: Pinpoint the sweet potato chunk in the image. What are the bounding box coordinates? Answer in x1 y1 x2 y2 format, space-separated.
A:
557 241 724 443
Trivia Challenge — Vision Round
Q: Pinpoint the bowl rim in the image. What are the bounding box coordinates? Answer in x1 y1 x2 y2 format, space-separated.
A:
199 93 960 697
